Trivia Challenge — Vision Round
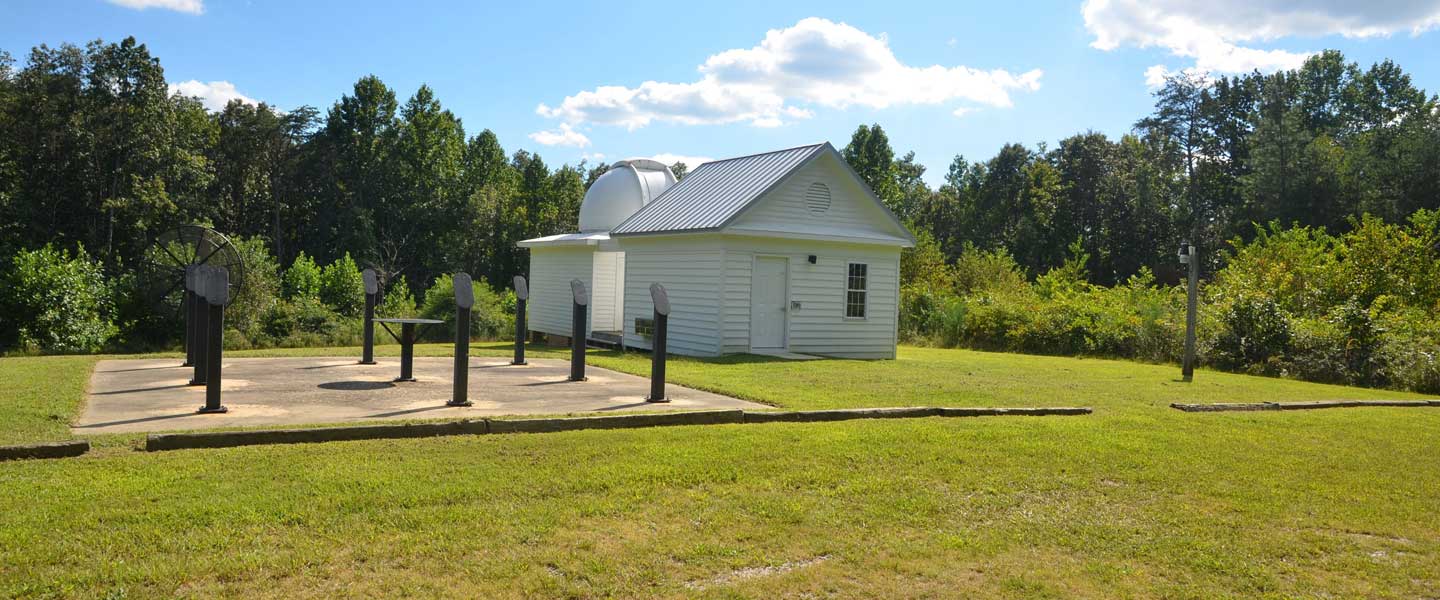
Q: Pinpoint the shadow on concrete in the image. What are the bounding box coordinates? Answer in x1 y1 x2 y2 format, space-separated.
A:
298 362 369 370
99 364 187 374
471 363 524 369
75 412 195 429
361 405 457 418
318 380 396 391
93 383 193 396
519 379 577 387
593 401 653 411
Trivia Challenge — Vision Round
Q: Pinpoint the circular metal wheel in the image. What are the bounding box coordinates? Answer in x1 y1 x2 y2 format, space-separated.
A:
138 225 247 315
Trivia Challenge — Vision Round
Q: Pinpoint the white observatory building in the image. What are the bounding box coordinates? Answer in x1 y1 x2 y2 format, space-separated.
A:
518 142 914 359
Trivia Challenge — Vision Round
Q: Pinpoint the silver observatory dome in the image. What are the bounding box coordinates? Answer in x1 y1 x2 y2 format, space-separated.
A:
577 158 678 232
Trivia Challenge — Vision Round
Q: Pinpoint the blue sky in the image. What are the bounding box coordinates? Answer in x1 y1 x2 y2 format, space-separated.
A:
4 0 1439 185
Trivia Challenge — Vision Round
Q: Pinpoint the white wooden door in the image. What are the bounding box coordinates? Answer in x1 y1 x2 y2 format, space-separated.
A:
750 257 787 349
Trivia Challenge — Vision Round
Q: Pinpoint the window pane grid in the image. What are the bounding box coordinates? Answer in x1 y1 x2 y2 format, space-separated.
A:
845 263 867 318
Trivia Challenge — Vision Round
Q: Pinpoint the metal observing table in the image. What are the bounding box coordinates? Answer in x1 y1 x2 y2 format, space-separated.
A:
374 318 444 382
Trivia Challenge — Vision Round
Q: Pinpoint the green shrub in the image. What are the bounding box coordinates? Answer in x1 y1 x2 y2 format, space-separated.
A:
227 236 282 339
1374 309 1440 394
259 298 362 347
419 274 514 342
110 269 180 352
951 242 1027 295
1282 317 1351 385
933 296 969 348
0 245 115 353
1212 296 1293 374
377 276 417 318
319 253 364 316
282 252 323 300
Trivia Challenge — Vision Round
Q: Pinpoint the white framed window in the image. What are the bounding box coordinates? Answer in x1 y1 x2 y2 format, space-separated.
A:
845 262 867 319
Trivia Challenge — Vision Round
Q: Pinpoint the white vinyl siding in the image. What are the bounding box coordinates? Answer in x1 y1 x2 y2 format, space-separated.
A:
526 246 594 339
720 251 752 353
717 237 899 359
726 152 910 244
619 237 725 356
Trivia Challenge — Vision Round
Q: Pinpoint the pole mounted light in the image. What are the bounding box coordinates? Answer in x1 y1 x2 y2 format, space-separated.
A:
1179 241 1199 382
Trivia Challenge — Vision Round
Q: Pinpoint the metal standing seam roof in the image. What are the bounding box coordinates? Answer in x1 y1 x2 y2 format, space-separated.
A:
610 143 828 235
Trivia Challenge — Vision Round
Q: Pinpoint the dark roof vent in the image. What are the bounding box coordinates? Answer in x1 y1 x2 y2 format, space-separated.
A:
805 182 831 215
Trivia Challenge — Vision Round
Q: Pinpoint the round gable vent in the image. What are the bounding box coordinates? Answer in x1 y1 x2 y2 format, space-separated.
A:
805 182 831 215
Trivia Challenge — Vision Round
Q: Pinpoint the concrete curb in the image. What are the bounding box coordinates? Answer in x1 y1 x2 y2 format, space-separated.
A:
0 440 91 461
146 420 488 451
139 405 1093 452
490 409 745 433
743 406 1092 423
1171 400 1438 413
743 407 941 423
936 407 1093 417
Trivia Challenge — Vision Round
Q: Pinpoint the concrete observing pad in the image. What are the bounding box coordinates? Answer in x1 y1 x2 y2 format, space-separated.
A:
77 357 766 434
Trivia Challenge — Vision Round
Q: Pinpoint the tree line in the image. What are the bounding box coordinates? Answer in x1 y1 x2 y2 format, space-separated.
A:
845 50 1439 285
2 38 1438 371
0 37 629 295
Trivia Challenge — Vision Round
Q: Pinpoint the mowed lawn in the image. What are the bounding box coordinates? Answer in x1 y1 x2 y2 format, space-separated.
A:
1 344 1437 598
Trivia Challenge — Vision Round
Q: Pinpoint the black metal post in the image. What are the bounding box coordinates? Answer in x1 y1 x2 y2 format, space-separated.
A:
512 297 527 365
188 291 208 386
569 299 587 382
361 290 377 364
198 301 227 413
182 288 196 367
197 266 228 414
647 311 669 402
512 275 529 366
397 323 416 382
450 305 472 406
645 283 671 402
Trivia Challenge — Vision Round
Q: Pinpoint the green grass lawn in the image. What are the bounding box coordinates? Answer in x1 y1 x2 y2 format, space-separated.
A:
1 344 1437 598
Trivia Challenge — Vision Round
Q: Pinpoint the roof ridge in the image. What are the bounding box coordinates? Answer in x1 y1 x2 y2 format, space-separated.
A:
694 142 828 167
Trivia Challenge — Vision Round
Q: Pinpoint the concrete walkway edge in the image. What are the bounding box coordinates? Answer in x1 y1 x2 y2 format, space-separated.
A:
0 440 91 461
144 406 1094 452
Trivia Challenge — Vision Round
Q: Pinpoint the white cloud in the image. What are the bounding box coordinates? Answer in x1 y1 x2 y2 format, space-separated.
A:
951 106 975 118
528 123 591 147
1084 0 1440 81
536 17 1042 131
106 0 204 14
649 153 715 168
168 80 256 112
